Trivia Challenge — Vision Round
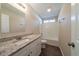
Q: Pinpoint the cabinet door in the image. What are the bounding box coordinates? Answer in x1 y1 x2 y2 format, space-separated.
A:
12 45 30 56
30 38 41 56
36 43 41 55
30 46 37 56
29 41 37 56
12 38 41 56
35 39 41 55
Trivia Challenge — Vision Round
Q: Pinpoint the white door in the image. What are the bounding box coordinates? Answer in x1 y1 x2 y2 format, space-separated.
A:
59 4 71 56
71 4 79 56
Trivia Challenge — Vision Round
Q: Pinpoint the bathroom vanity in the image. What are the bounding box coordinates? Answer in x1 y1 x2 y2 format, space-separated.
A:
0 4 42 56
0 34 41 56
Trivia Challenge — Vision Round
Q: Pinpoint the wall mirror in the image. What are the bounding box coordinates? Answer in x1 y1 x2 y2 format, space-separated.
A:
0 4 26 34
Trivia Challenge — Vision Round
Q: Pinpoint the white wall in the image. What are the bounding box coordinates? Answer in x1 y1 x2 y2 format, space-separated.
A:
25 5 42 34
0 4 1 9
0 4 1 34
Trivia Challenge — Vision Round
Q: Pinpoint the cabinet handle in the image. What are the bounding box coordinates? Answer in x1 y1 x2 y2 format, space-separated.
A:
31 51 32 54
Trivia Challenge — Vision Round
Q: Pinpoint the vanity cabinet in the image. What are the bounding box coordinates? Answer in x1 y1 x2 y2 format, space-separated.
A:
12 45 30 56
30 38 41 56
12 37 41 56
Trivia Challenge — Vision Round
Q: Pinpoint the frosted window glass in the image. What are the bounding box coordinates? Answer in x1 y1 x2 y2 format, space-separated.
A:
44 19 56 23
1 14 9 33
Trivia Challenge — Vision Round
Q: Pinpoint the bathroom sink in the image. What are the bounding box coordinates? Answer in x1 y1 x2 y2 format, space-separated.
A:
14 39 30 46
26 35 36 39
22 35 36 39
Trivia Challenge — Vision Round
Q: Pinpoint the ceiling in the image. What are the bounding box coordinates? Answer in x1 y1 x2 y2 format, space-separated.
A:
29 3 63 20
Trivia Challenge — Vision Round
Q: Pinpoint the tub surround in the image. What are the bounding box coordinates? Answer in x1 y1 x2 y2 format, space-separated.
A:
0 34 41 56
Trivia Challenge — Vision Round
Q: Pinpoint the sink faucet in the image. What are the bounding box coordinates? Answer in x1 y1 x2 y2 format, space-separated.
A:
15 36 22 40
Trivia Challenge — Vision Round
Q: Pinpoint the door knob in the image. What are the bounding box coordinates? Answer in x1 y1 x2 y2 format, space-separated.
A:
68 42 75 48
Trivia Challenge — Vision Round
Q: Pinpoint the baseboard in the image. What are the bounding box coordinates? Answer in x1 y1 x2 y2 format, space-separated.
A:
59 47 64 56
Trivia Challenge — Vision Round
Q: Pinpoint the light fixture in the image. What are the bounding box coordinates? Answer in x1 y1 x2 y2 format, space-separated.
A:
47 8 51 12
21 3 27 8
9 3 27 13
18 3 27 11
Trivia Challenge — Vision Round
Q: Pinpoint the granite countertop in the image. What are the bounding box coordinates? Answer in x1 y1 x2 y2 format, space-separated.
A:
0 34 41 56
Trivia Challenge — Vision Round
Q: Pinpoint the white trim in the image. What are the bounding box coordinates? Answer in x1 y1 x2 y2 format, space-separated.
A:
59 47 64 56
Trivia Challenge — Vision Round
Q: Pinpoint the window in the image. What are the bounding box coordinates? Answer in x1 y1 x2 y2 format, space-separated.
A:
44 19 56 23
